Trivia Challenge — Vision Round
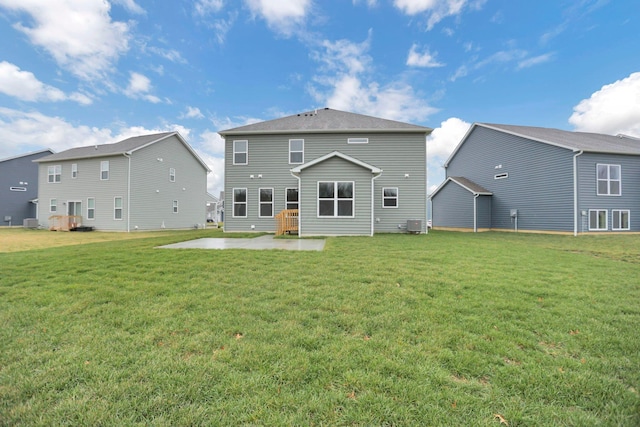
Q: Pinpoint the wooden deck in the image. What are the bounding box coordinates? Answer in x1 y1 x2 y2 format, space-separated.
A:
48 215 83 231
275 209 298 236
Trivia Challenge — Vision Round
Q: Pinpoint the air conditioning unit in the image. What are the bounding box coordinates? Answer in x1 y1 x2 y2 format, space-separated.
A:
406 219 422 234
23 218 38 228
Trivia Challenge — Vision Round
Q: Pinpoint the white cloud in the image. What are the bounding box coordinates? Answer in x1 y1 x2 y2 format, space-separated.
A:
244 0 312 36
406 44 445 68
195 0 224 15
124 72 161 103
182 106 205 119
517 52 554 69
309 34 437 123
112 0 145 15
0 0 130 81
569 72 640 137
148 47 186 64
393 0 477 30
0 61 91 105
426 117 471 192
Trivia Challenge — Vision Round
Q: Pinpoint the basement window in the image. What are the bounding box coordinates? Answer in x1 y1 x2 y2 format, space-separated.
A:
494 173 508 180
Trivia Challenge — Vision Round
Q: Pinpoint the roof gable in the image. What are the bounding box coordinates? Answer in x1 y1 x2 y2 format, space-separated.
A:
290 151 382 174
219 108 432 136
0 148 54 164
430 176 492 199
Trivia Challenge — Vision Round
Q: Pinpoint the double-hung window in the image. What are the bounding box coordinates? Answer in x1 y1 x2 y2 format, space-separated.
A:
233 188 247 217
233 140 248 165
259 188 274 217
101 161 110 180
597 164 621 196
71 163 78 179
49 198 57 213
169 168 176 182
48 165 61 183
612 210 630 230
289 139 304 164
318 181 354 217
173 200 179 213
286 188 299 210
114 197 123 220
382 187 398 208
589 209 607 231
87 198 95 220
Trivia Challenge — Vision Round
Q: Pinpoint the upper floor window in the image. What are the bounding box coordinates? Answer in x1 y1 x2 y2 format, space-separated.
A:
173 200 179 213
169 167 176 182
597 164 621 196
48 165 61 183
318 181 354 217
233 140 248 165
101 161 110 180
348 138 368 144
259 188 274 217
382 187 398 208
289 139 304 164
71 163 78 179
286 188 299 210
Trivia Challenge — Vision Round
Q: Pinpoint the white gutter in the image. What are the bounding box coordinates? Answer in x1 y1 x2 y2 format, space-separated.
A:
290 172 302 236
124 153 132 232
473 194 479 233
573 150 583 236
371 171 382 236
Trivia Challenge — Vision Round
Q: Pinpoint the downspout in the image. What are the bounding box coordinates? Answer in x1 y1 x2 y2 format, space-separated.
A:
371 171 382 236
573 150 583 236
290 171 302 236
473 194 479 233
124 153 131 232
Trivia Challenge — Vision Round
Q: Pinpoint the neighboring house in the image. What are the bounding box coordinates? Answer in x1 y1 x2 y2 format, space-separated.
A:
218 190 224 223
0 149 54 226
430 123 640 234
35 132 210 231
219 107 432 236
206 192 219 225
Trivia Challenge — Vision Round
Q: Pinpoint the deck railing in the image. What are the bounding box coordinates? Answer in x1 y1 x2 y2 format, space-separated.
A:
48 215 83 231
275 209 298 236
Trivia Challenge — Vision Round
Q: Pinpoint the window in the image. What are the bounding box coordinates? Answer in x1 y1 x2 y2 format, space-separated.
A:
597 164 621 196
612 210 630 230
233 188 247 217
114 197 123 220
494 173 508 180
348 137 368 144
71 163 78 178
382 187 398 208
286 188 299 210
87 198 95 220
233 140 248 165
258 188 274 217
173 200 179 213
318 181 354 217
49 198 57 213
48 165 61 183
101 161 110 180
10 187 26 191
169 168 176 182
289 139 304 164
589 209 607 231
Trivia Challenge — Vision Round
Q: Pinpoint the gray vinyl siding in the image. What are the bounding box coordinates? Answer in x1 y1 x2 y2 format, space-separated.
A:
129 135 208 230
0 151 50 226
298 156 372 236
432 181 475 229
37 155 129 231
447 126 575 232
576 152 640 232
477 195 492 229
224 132 427 234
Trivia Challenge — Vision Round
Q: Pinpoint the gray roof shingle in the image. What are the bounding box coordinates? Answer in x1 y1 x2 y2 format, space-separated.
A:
219 108 432 136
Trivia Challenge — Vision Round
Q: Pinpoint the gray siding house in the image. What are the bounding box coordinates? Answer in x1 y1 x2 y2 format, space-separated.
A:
430 123 640 234
219 108 432 236
35 132 210 231
0 149 54 226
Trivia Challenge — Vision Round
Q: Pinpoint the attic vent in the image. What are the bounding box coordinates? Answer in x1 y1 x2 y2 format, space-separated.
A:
494 173 508 180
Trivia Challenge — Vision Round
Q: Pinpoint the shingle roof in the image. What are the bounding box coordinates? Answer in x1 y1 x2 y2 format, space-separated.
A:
34 132 176 162
479 123 640 155
429 176 492 199
0 148 54 163
219 108 432 136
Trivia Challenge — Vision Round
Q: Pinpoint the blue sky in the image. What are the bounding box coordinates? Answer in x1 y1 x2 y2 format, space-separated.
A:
1 0 638 195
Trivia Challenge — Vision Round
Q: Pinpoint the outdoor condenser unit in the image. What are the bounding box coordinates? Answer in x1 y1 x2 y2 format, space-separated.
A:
23 218 38 229
406 219 422 234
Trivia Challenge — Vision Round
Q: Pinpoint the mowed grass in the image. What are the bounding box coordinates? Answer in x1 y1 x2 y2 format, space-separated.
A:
0 229 638 426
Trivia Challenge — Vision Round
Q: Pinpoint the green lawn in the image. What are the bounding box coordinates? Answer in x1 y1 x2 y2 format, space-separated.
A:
1 229 639 426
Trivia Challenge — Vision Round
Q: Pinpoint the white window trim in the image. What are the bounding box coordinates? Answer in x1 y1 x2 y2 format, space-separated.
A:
289 139 304 164
172 200 179 214
169 167 176 182
348 137 369 144
48 165 61 183
258 188 274 218
382 187 399 208
612 209 630 231
233 140 248 165
87 197 95 220
596 164 621 196
588 209 608 231
49 198 57 213
71 163 78 179
114 196 123 220
285 187 299 210
232 188 247 218
101 161 110 181
317 181 355 218
494 173 508 180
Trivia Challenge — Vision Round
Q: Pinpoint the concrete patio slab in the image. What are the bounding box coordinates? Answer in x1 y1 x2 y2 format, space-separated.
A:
157 235 325 251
